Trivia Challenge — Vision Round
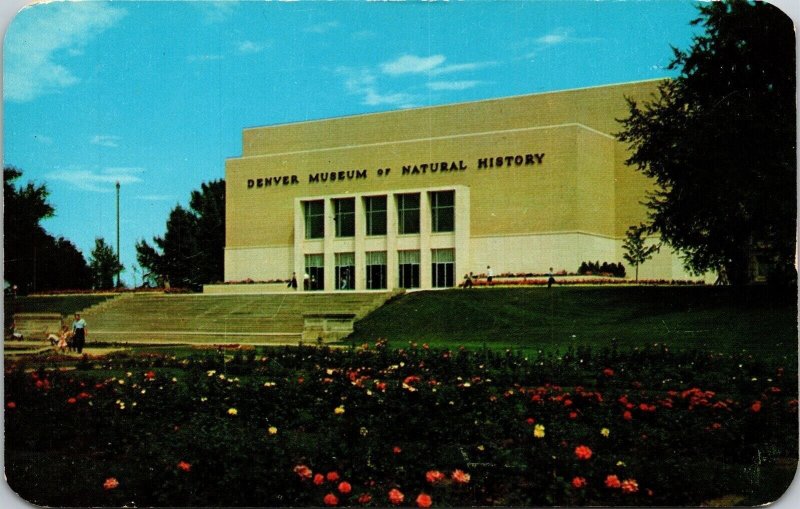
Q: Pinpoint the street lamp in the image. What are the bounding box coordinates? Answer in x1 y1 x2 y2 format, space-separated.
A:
116 181 121 288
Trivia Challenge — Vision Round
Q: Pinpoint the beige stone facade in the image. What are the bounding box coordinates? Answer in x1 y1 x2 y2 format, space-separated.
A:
224 79 698 290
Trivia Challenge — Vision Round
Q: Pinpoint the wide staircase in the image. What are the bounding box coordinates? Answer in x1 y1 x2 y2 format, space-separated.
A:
81 291 397 345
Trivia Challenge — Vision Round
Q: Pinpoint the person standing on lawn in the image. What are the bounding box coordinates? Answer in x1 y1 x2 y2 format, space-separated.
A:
71 313 87 354
486 266 493 285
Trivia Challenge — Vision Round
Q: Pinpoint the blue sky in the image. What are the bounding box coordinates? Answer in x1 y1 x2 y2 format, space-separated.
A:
3 0 703 286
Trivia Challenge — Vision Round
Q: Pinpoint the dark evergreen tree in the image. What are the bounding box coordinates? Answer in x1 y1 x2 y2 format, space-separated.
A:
4 167 91 292
89 237 124 289
617 0 795 285
136 179 225 290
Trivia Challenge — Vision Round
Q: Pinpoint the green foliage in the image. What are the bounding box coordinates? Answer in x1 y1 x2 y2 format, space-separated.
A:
616 0 796 285
622 224 661 281
3 166 91 293
136 180 225 290
577 261 626 278
90 237 124 290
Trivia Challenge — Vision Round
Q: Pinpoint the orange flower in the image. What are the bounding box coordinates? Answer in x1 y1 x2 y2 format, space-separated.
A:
571 476 587 489
604 475 621 489
357 493 373 505
425 470 445 484
621 479 639 494
393 446 402 455
313 473 325 486
416 493 433 508
338 481 352 494
574 445 592 460
103 477 119 490
388 488 404 505
323 493 339 506
177 461 191 472
326 471 340 482
451 469 471 484
294 464 313 480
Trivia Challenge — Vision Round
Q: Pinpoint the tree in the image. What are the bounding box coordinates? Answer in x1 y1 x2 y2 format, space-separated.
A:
616 0 795 285
623 224 661 282
136 179 225 290
4 167 91 292
89 237 123 290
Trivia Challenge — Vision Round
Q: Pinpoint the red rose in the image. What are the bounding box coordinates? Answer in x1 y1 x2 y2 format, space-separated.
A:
338 481 352 494
177 461 191 472
326 471 340 482
144 371 156 380
451 469 471 484
751 401 762 412
393 446 402 455
571 476 587 489
103 477 119 490
603 368 614 377
574 445 592 460
313 473 325 485
425 470 445 484
604 475 621 489
293 464 312 480
323 493 339 506
388 488 404 505
569 411 578 420
416 493 432 508
6 402 16 409
623 411 633 421
357 493 372 505
621 479 639 494
67 397 77 404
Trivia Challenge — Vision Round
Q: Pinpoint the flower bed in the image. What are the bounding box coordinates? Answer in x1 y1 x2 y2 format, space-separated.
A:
5 342 797 506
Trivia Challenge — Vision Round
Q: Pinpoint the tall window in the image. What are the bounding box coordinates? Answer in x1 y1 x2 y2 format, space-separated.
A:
430 190 455 233
366 251 387 290
304 200 324 239
305 254 324 291
364 196 387 236
398 250 420 289
333 198 355 237
431 249 455 288
397 193 420 234
335 252 355 290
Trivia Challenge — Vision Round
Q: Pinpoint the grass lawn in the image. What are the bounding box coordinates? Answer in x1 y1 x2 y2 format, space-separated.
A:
349 286 797 360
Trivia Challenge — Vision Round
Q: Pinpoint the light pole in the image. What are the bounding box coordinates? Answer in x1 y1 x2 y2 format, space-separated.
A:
116 181 121 288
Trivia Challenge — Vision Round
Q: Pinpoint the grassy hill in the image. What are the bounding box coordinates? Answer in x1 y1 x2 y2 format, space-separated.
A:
350 286 797 360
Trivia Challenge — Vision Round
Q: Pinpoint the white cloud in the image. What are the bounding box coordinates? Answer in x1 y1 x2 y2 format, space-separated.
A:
4 3 126 102
187 54 224 63
196 2 237 24
338 67 417 108
304 21 339 34
90 135 121 147
428 61 497 76
427 80 481 91
381 54 446 75
536 31 569 45
33 134 53 145
135 194 174 202
45 167 143 192
237 40 268 54
352 30 377 40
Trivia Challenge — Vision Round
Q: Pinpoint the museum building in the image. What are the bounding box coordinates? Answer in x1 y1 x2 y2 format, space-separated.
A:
224 79 697 291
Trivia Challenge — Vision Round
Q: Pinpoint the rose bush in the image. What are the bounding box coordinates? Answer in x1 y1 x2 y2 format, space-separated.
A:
4 341 797 506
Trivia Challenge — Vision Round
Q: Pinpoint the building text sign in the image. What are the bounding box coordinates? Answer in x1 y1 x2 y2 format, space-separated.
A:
246 152 545 189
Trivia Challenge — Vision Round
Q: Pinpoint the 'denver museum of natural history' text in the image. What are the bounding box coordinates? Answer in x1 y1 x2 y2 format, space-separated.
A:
224 79 700 291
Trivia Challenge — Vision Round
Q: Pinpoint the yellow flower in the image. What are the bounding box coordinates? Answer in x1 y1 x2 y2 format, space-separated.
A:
601 427 611 438
268 426 278 435
207 370 216 377
228 407 238 416
118 379 125 385
533 424 546 438
334 405 345 415
616 460 626 467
